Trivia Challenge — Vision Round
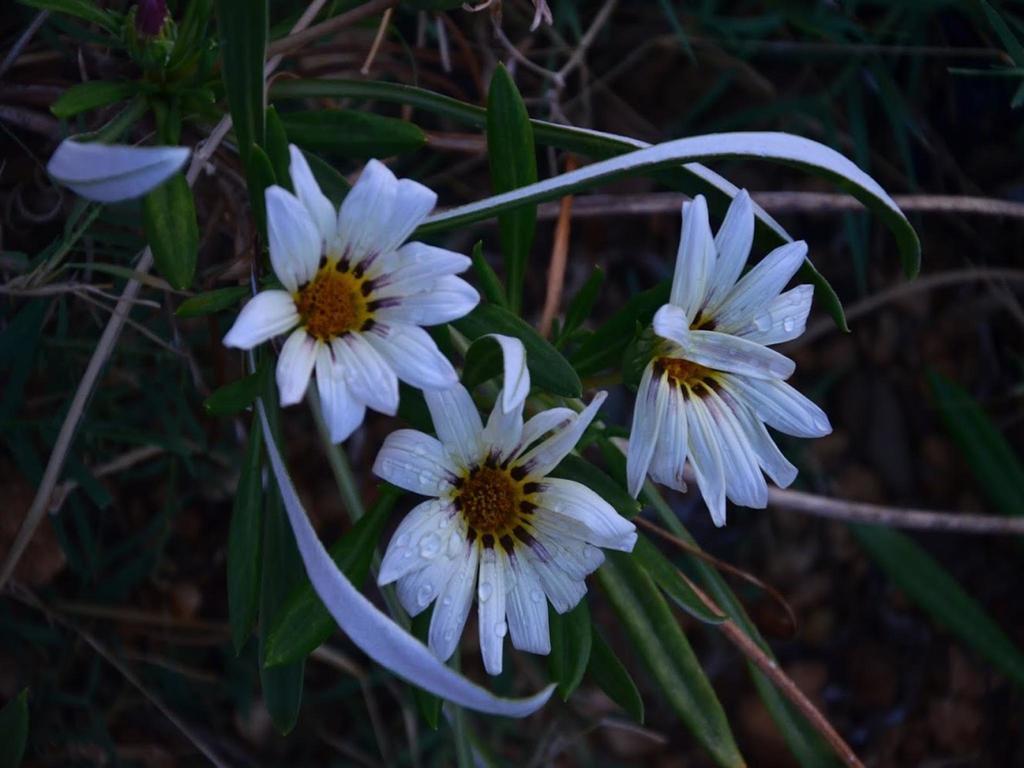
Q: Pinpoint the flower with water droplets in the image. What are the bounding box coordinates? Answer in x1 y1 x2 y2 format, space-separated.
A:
373 336 636 675
626 191 832 526
223 147 479 442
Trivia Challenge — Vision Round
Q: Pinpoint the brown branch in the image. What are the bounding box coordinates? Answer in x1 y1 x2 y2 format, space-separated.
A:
267 0 399 59
539 154 576 337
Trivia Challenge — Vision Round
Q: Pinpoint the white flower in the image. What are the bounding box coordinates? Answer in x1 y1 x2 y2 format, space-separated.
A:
47 139 190 202
373 337 636 675
223 147 479 442
626 192 832 526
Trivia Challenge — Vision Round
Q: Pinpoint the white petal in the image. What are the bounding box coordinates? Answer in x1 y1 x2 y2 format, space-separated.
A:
686 394 727 526
715 241 808 330
525 546 587 614
335 333 399 416
737 284 814 346
276 330 317 406
428 542 479 661
722 390 798 488
397 554 458 617
372 242 471 293
477 548 507 675
374 276 480 327
703 388 767 508
372 429 460 495
424 385 484 469
505 557 551 654
516 391 607 478
626 362 669 498
316 344 365 443
704 189 754 313
289 144 337 246
257 402 555 718
688 330 795 379
649 384 689 493
379 499 455 584
669 195 715 322
364 323 457 391
513 408 575 459
266 185 322 292
222 290 298 349
492 334 530 414
722 376 832 438
535 478 637 551
47 140 189 202
482 388 525 463
378 178 438 254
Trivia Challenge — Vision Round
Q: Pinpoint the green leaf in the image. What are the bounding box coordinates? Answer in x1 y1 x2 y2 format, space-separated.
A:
486 64 537 313
279 110 425 158
22 0 117 32
453 303 581 398
176 286 250 317
143 172 198 290
854 525 1024 687
548 454 640 521
558 268 604 343
588 627 644 723
0 689 28 768
548 600 592 700
632 535 726 625
470 241 507 307
51 81 135 118
927 371 1024 519
216 0 267 165
981 1 1024 66
203 368 266 416
301 150 350 207
265 106 292 192
599 552 743 767
411 609 442 730
246 143 277 238
228 417 264 653
263 486 401 668
571 280 669 378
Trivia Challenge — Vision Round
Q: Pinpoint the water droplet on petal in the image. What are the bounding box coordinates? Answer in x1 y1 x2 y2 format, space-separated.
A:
478 580 493 602
494 621 507 638
414 444 427 457
416 582 434 607
418 471 432 485
444 628 455 642
447 532 463 557
442 595 453 608
753 314 771 331
419 532 442 558
396 533 410 547
530 589 545 603
782 316 796 333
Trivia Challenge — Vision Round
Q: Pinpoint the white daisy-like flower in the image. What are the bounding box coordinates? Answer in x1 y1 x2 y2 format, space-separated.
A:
373 337 636 675
626 192 832 526
223 147 479 442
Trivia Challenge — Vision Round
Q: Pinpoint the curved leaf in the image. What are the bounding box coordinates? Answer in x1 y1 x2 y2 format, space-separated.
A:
280 110 425 158
588 627 644 723
548 600 591 700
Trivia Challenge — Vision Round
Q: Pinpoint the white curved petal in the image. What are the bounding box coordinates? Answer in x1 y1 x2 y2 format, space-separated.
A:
722 376 831 438
703 388 767 508
266 186 322 292
649 385 688 493
257 402 555 717
316 343 365 443
482 387 525 464
686 394 727 526
688 330 795 380
705 189 754 312
379 178 438 254
516 391 607 478
276 329 317 406
47 140 189 202
372 429 460 495
364 323 457 391
723 390 798 488
428 541 479 661
337 159 398 265
477 548 507 675
491 334 529 413
651 303 693 347
379 499 455 584
669 195 715 322
222 290 298 349
526 546 587 613
372 242 471 292
289 145 337 246
735 284 814 346
335 333 399 416
514 408 575 459
374 276 480 327
715 241 808 330
535 478 636 551
424 385 484 469
397 553 459 617
626 362 669 498
505 557 551 654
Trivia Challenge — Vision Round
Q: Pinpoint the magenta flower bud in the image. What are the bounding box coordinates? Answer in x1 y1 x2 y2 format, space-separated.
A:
136 0 167 37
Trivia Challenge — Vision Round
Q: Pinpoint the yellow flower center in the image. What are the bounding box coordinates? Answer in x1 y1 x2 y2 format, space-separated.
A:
655 356 714 389
454 465 537 549
295 265 370 341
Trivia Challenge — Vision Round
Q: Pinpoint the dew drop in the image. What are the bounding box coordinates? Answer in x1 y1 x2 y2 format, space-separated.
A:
416 582 434 607
530 589 545 603
441 595 453 608
413 444 427 457
447 532 463 557
782 316 796 333
753 314 771 331
478 580 493 603
444 628 455 642
418 471 432 486
396 533 410 547
494 621 507 638
419 532 442 558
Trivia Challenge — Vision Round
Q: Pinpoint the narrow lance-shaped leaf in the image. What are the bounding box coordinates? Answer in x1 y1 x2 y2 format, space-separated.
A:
548 600 592 700
176 286 250 318
587 627 644 723
255 401 555 716
143 172 199 290
228 416 264 653
204 367 267 416
51 81 135 118
598 551 744 767
631 535 726 625
559 267 604 344
470 241 507 307
486 64 538 313
215 0 267 165
280 110 425 158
